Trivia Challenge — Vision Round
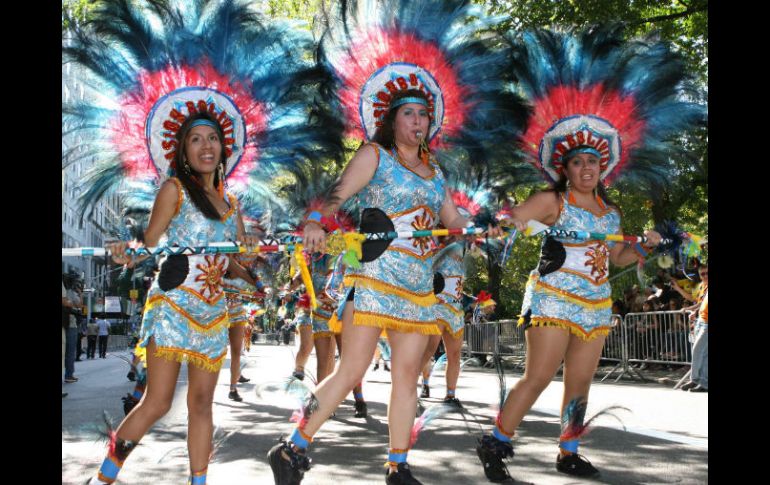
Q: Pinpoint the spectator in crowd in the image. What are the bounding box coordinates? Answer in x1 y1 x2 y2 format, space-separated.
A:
77 313 86 362
96 313 111 358
661 297 691 362
626 285 646 313
62 279 71 398
680 263 708 392
636 300 660 368
64 278 82 383
86 318 99 359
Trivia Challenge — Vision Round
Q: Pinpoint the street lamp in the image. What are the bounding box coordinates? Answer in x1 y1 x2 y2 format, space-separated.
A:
82 287 95 325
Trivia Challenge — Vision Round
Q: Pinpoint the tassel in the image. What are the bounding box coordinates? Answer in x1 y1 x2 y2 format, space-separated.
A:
293 245 316 309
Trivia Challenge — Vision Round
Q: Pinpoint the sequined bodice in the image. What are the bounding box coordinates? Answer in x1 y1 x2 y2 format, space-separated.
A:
355 145 445 221
161 179 239 247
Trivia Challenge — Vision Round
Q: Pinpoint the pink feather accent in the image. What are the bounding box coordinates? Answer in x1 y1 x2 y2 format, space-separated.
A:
410 415 427 447
451 190 481 216
521 84 646 185
336 28 469 147
109 59 267 183
290 409 309 428
107 428 119 456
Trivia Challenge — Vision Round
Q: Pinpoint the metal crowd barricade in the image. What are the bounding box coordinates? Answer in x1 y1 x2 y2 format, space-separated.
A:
496 319 527 370
622 310 692 382
107 334 130 352
600 314 646 382
462 312 693 386
463 321 498 367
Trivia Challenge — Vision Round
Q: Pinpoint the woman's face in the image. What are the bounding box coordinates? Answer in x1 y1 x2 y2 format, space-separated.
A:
698 267 708 285
563 152 601 192
392 103 430 147
184 125 222 174
668 300 678 310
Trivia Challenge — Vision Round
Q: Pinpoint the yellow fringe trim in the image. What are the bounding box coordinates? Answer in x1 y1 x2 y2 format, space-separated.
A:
228 320 250 328
133 342 147 364
328 312 342 333
436 319 465 339
353 311 441 335
534 280 612 310
520 317 610 342
154 347 226 373
313 331 335 340
145 295 229 335
344 275 438 307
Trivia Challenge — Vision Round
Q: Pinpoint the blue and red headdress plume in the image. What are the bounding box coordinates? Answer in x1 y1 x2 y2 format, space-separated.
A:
507 24 706 189
318 0 526 169
63 0 343 220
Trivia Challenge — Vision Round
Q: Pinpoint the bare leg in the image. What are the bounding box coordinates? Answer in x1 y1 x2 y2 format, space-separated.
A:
92 338 180 483
299 305 381 436
387 329 430 471
186 360 219 474
559 333 606 453
418 334 442 374
313 335 335 383
294 325 314 377
115 338 181 440
335 331 363 399
228 325 244 387
498 327 571 433
442 330 463 397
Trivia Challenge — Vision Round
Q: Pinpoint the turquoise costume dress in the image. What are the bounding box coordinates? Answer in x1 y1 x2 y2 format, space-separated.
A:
332 143 445 335
519 191 620 341
222 276 256 328
140 178 239 371
433 241 466 337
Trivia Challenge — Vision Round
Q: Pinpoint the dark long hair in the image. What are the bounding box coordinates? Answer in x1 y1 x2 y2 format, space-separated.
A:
171 112 228 220
329 89 433 206
370 89 432 156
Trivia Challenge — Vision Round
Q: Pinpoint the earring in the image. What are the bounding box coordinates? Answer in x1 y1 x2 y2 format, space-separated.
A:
218 163 226 197
183 159 191 173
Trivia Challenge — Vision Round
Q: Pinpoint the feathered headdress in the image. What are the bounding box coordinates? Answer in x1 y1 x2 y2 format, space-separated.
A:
63 0 343 220
318 0 526 167
508 24 706 188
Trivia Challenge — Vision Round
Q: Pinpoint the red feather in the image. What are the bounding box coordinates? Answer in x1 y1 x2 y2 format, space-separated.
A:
521 84 646 185
336 28 469 147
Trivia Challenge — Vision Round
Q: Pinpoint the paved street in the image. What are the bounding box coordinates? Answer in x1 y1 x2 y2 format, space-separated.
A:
63 342 707 484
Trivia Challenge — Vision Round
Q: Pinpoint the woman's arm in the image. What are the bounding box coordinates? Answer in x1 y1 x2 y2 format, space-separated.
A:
107 180 178 265
609 228 662 267
498 191 561 231
303 144 380 253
